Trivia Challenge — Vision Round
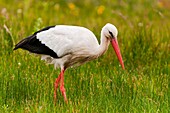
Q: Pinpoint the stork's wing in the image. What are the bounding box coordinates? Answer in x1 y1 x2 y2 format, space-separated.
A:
14 25 99 58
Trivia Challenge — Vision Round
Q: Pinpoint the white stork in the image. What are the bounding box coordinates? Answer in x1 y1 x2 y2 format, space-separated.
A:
14 23 125 103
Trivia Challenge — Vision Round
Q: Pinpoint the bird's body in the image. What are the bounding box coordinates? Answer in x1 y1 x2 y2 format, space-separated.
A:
37 25 101 69
14 23 124 103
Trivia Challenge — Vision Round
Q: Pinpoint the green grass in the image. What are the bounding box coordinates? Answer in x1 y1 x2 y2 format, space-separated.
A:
0 0 170 112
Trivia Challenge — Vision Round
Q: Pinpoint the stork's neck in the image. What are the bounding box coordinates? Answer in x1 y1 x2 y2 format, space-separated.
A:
96 33 110 57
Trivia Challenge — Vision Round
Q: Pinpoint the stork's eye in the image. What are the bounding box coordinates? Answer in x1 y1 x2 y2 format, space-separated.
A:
109 31 114 38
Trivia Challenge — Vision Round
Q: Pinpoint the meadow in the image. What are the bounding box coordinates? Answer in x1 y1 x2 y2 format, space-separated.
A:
0 0 170 112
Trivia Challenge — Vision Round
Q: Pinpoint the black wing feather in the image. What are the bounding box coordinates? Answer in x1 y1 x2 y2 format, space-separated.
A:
13 26 59 58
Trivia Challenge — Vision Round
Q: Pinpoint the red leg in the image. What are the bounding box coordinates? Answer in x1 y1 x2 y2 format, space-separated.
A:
60 69 68 103
54 71 62 103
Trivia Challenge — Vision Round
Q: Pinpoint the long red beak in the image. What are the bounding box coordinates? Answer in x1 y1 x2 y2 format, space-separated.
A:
111 38 125 70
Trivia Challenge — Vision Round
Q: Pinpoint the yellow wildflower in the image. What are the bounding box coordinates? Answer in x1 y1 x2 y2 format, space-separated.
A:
67 2 79 16
68 3 75 10
97 5 105 15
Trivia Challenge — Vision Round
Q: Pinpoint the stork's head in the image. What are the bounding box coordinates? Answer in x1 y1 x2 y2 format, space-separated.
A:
102 23 125 69
102 23 118 39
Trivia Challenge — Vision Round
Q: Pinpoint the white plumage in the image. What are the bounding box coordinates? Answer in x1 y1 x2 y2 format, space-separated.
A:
14 23 124 103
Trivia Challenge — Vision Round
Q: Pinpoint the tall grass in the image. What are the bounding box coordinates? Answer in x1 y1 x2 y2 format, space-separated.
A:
0 0 170 112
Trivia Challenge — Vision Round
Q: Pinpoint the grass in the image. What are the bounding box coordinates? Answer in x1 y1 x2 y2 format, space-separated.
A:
0 0 170 112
